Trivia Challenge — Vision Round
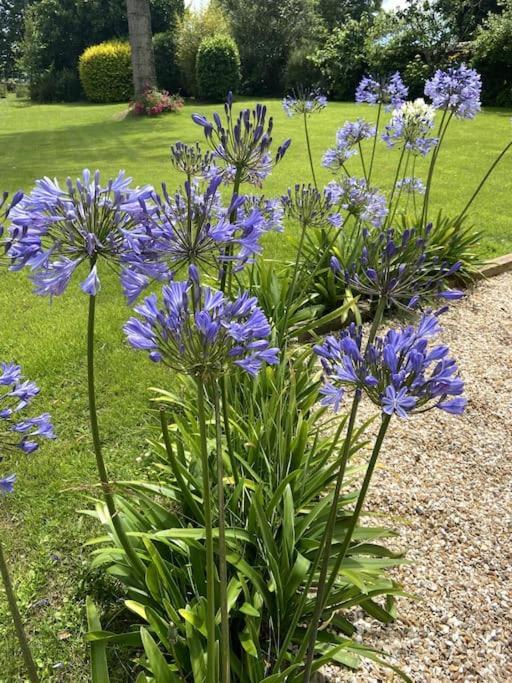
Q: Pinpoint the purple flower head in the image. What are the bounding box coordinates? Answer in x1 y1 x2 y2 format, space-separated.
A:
0 191 23 265
282 88 327 117
356 72 408 109
124 274 279 379
315 312 466 417
382 99 438 157
322 119 376 173
5 170 152 297
282 183 343 229
1 363 55 494
396 177 426 195
327 178 388 228
121 179 276 302
170 141 214 178
192 94 290 186
339 226 464 309
425 64 481 120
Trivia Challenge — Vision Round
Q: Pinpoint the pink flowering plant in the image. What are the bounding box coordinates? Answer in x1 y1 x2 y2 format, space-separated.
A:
132 85 184 116
0 69 507 682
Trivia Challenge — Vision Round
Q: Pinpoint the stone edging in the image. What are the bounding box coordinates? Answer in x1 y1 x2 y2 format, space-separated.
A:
477 253 512 279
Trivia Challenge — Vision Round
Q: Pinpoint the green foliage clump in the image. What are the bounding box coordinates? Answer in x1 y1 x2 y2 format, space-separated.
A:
29 67 82 103
196 34 240 101
153 31 182 93
79 41 132 104
473 0 512 105
176 3 232 95
310 16 369 100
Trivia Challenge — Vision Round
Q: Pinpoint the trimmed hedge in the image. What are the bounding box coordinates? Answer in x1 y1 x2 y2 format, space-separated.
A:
153 31 182 93
79 41 133 103
196 34 240 101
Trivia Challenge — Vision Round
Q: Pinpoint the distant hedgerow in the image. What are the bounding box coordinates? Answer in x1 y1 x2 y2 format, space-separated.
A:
196 34 240 101
79 40 133 103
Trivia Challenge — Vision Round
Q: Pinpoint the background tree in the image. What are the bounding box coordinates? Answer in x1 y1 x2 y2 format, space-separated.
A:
217 0 320 95
316 0 381 30
126 0 156 95
435 0 503 40
473 0 512 104
0 0 32 79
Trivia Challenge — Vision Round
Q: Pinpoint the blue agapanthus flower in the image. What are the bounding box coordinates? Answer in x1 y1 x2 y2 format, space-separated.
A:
170 141 215 178
282 88 328 117
382 99 438 157
5 170 152 297
124 268 279 379
282 184 343 229
121 177 279 303
322 119 376 172
327 179 388 228
192 92 290 186
396 177 426 195
1 362 55 494
331 225 464 309
425 64 481 120
314 313 466 417
356 72 408 109
0 191 23 263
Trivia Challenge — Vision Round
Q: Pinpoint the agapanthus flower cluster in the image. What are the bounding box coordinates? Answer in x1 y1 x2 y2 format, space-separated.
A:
121 177 278 302
170 142 214 178
356 72 408 109
327 179 388 228
192 92 291 186
282 88 328 117
331 225 463 309
396 177 426 195
1 362 54 494
314 313 466 417
322 119 376 172
382 99 438 156
5 170 152 296
425 64 481 120
282 184 343 229
124 269 279 379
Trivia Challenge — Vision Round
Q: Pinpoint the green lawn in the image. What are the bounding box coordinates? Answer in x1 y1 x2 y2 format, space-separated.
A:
0 95 511 680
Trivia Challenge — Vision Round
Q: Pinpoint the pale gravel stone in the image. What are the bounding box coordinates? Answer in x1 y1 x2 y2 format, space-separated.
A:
323 273 512 682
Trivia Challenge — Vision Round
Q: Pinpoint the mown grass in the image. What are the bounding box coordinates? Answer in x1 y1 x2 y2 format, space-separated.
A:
0 94 511 680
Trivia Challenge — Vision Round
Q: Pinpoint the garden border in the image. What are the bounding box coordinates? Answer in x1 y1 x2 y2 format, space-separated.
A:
477 253 512 279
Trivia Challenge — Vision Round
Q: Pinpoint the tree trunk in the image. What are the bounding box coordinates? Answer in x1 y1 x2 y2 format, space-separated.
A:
126 0 156 97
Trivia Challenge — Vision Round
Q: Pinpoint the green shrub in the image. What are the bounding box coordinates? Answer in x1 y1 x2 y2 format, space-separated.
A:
473 2 512 105
176 4 232 95
284 45 322 91
196 34 240 101
79 40 133 103
30 67 83 103
0 83 6 98
153 31 182 92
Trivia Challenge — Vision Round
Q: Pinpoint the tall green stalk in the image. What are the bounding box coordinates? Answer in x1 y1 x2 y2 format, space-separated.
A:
421 110 452 226
301 296 387 681
367 103 382 184
87 289 145 579
0 540 39 682
213 380 230 683
304 113 318 189
196 379 217 682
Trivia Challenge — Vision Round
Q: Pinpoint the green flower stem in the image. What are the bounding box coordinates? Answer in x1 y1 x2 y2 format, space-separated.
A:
213 380 230 683
421 109 452 226
221 167 243 296
387 151 411 227
321 413 392 602
385 146 407 228
0 540 39 682
280 219 309 343
304 113 318 189
196 378 217 682
87 290 146 579
220 376 239 485
456 139 512 226
358 141 368 182
368 103 382 184
301 295 387 682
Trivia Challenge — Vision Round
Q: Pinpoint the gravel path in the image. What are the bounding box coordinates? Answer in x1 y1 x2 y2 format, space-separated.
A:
326 272 512 682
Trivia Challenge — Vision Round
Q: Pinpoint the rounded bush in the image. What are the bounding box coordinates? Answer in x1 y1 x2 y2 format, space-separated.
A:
153 31 182 93
196 34 240 101
79 41 133 103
